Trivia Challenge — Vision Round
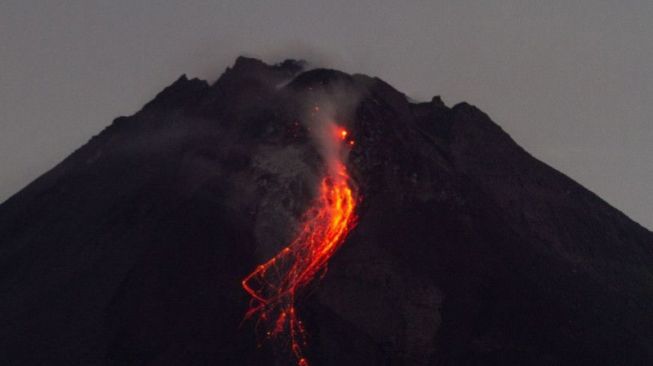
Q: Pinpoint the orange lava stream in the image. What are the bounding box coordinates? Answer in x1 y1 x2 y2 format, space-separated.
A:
242 155 357 366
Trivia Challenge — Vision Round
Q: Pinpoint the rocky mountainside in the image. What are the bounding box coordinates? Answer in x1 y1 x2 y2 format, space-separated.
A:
0 57 651 366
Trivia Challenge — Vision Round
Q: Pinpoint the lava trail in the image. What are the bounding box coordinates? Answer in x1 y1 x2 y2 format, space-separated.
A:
242 127 358 366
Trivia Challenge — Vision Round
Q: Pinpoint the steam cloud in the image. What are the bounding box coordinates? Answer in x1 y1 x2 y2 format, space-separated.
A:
299 81 363 181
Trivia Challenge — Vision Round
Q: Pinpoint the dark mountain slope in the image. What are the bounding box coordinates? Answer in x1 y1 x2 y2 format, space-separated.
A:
0 57 651 365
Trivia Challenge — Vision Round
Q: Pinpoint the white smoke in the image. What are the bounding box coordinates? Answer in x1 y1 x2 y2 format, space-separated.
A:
300 83 363 180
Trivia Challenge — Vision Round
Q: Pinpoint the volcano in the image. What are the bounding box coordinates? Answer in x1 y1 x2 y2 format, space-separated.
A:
0 57 651 365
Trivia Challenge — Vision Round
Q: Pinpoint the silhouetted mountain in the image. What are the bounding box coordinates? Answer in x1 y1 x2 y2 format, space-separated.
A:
0 57 651 366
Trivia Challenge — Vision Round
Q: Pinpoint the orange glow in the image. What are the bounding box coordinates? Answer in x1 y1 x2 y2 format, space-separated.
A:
242 127 358 366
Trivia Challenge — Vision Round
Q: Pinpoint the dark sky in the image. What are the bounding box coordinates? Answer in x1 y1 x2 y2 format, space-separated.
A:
1 1 651 229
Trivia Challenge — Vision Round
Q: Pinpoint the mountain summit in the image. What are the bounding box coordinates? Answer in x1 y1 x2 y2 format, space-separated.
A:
0 57 651 365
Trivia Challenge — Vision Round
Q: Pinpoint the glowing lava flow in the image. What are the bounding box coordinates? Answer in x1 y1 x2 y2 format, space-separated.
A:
242 128 358 366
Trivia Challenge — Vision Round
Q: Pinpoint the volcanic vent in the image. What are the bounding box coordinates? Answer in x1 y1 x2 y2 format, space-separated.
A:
0 57 652 366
